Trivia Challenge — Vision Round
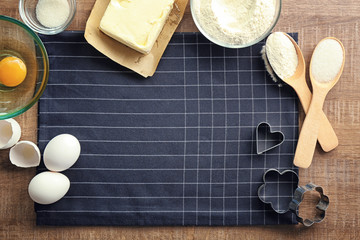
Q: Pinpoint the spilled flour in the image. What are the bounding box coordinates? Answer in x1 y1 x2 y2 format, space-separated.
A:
193 0 276 45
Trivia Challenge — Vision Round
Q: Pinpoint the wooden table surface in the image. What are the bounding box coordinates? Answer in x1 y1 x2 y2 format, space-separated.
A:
0 0 359 239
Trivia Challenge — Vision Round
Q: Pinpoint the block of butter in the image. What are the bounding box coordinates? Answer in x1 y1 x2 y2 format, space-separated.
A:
99 0 175 54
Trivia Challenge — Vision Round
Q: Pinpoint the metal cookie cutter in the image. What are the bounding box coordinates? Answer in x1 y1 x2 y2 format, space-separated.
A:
289 183 330 227
258 168 299 214
256 122 285 154
258 169 330 227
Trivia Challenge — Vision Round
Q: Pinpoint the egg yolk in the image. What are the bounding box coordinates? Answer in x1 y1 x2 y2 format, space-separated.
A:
0 56 27 87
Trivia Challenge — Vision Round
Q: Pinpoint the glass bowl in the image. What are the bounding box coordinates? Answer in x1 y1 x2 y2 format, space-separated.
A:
19 0 76 35
190 0 282 48
0 15 49 120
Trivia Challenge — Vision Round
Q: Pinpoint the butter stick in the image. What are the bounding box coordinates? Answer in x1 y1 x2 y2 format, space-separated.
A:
99 0 175 54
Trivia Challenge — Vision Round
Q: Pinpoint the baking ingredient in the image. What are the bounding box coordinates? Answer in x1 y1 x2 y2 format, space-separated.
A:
36 0 70 28
0 56 27 87
28 171 70 204
9 141 41 168
311 39 344 83
193 0 276 45
44 134 81 172
265 32 298 79
99 0 175 54
0 119 21 149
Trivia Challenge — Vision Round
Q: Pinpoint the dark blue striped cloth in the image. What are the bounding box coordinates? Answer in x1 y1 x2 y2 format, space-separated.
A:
37 32 299 226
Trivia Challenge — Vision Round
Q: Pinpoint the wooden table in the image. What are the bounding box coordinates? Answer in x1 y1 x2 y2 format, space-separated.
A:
1 0 359 239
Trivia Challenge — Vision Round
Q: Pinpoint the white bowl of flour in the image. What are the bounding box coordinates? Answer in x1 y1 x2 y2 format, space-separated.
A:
191 0 281 48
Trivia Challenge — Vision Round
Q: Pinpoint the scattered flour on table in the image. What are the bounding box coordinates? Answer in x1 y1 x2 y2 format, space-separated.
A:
311 39 344 83
193 0 276 45
265 32 298 79
36 0 70 28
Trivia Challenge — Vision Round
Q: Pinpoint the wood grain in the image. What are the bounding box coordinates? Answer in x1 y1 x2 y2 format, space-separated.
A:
1 0 360 239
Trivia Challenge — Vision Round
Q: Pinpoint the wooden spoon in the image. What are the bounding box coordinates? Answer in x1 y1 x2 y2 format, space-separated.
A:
267 33 338 152
293 37 345 168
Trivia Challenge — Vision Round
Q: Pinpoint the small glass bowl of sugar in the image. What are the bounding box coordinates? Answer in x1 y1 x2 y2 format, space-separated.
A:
19 0 76 35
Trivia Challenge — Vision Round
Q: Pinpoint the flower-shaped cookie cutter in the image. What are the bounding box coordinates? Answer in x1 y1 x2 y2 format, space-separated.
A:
289 183 330 227
258 169 330 227
258 168 299 214
256 122 285 154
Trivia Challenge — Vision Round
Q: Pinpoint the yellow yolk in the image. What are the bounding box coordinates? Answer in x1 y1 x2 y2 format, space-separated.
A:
0 56 27 87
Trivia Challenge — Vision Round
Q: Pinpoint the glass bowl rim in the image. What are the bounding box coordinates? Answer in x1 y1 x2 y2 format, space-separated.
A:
190 0 282 49
18 0 77 35
0 15 49 120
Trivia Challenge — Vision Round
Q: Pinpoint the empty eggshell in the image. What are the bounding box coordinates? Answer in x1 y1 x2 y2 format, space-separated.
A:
9 141 41 168
44 134 81 172
0 118 21 149
28 171 70 205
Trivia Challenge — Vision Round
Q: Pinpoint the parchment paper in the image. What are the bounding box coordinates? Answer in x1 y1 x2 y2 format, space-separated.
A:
84 0 189 77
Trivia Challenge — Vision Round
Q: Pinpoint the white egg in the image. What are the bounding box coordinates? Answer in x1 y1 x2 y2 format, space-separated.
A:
28 171 70 205
9 141 41 168
44 134 81 172
0 118 21 149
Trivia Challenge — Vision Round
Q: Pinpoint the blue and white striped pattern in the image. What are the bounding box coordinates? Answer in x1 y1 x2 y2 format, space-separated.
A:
36 32 298 226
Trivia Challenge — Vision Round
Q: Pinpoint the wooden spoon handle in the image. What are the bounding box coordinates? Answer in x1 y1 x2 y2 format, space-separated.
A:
318 111 338 151
295 83 338 152
293 91 326 168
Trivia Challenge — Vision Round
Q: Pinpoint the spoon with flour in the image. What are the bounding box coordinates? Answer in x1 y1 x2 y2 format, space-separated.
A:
293 37 345 168
262 32 338 152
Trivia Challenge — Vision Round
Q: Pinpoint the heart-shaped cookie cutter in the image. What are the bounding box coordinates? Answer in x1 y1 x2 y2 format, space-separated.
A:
256 122 285 154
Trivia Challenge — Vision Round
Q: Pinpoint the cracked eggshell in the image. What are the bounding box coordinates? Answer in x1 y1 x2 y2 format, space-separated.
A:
0 118 21 149
28 171 70 205
44 134 81 172
9 141 41 168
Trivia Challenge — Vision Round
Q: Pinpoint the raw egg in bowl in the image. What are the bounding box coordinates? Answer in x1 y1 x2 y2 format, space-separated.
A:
0 15 49 119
